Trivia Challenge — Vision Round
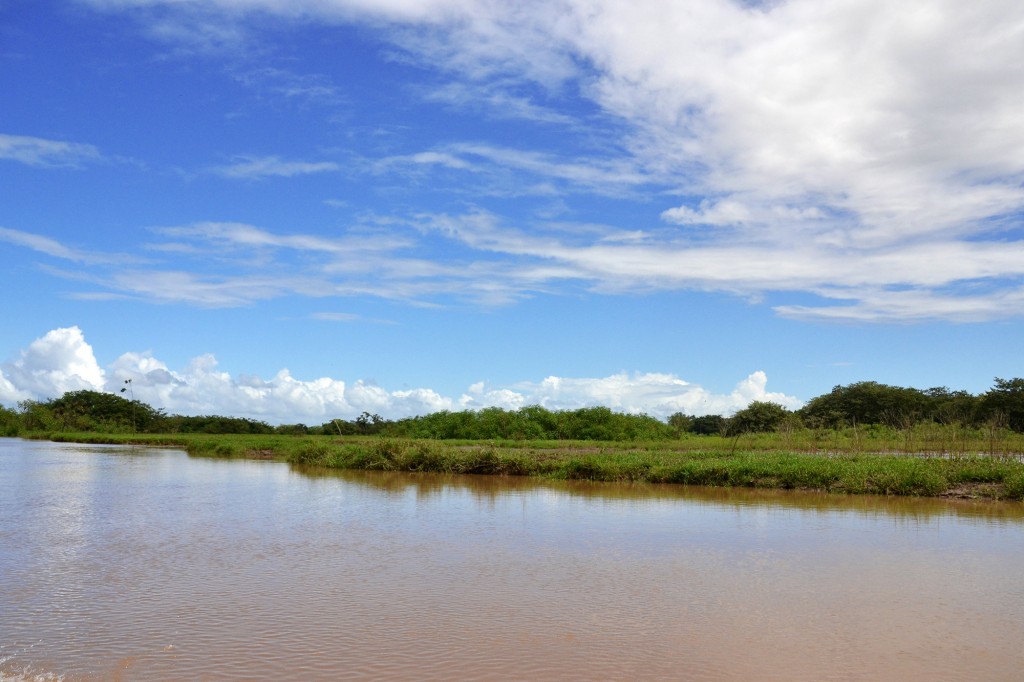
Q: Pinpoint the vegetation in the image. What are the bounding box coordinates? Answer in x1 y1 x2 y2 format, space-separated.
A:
24 430 1024 500
6 378 1024 500
7 378 1024 442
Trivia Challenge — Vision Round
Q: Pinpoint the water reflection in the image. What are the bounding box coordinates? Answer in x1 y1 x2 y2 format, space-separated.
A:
297 463 1024 522
2 440 1023 681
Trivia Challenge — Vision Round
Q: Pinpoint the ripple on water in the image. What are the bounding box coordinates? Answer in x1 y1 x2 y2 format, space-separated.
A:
2 443 1023 680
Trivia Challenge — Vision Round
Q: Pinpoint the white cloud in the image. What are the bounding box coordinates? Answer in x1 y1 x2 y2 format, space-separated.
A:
0 370 27 405
211 155 341 179
0 327 106 401
423 82 576 125
0 226 90 261
230 66 344 106
378 143 659 198
774 286 1024 324
504 370 802 416
311 312 361 322
0 226 142 265
155 222 412 255
0 133 101 168
37 1 1024 321
414 210 1024 317
1 328 800 422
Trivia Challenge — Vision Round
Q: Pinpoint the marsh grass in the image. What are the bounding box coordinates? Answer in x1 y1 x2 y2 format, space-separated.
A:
282 438 1024 499
22 428 1024 499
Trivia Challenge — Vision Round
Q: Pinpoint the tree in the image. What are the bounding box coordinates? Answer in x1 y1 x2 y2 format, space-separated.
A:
689 414 726 435
667 412 693 434
355 411 384 435
119 379 136 434
46 390 163 433
18 400 57 431
515 405 557 439
981 377 1024 432
0 405 21 436
730 401 789 434
799 382 930 428
924 387 980 426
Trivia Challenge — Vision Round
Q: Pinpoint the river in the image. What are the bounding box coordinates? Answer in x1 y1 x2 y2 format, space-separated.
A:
1 438 1022 680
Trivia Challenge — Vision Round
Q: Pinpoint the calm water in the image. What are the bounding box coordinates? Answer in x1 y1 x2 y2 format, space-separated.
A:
1 439 1023 681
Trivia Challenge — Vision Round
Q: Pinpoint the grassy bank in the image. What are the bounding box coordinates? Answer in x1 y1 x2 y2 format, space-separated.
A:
286 437 1024 500
25 430 1024 500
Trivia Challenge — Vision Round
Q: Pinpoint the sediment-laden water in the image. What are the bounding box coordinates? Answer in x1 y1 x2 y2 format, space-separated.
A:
2 438 1022 680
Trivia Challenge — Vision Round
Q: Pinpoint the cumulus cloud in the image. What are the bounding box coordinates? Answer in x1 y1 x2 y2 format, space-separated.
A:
502 370 802 416
0 327 105 401
1 328 799 422
0 370 26 405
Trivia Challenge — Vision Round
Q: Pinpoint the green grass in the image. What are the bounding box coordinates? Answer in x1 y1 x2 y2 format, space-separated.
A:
283 437 1024 500
19 430 1024 500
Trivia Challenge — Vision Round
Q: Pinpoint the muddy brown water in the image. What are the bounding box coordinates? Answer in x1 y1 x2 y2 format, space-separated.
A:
2 438 1023 681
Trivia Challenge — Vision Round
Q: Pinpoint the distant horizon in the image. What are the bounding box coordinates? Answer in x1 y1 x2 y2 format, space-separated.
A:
3 1 1023 424
2 326 1017 426
1 326 805 424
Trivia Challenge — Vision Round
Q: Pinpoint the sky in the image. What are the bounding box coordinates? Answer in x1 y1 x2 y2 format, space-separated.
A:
2 0 1023 425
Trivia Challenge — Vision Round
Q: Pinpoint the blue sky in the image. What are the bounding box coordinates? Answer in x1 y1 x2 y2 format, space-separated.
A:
2 0 1023 423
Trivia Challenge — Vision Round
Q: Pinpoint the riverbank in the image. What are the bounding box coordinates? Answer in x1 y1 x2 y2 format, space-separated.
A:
22 432 1024 500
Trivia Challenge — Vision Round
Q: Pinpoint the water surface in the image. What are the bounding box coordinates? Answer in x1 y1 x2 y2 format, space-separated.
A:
2 439 1022 680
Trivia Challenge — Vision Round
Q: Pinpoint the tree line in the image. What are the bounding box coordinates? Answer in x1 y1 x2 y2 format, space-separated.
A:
2 378 1024 440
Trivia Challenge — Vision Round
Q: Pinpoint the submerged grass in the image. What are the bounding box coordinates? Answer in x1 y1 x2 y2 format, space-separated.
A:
20 430 1024 500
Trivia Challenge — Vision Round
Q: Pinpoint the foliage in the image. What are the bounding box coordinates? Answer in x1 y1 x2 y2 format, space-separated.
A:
981 377 1024 432
46 390 164 432
688 414 728 435
0 405 20 437
729 401 790 434
161 414 274 434
379 405 674 441
799 382 928 428
667 412 692 434
795 381 1000 430
19 426 1024 500
274 423 310 435
5 377 1024 441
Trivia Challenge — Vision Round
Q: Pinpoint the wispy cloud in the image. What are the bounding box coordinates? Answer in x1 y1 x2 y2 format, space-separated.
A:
448 143 658 194
774 286 1024 324
0 226 141 265
3 221 541 308
311 311 397 324
10 205 1024 320
0 226 89 261
310 312 361 322
28 1 1024 321
422 81 577 125
210 155 340 179
230 66 344 107
0 133 101 168
155 222 406 254
408 209 1024 320
376 142 661 199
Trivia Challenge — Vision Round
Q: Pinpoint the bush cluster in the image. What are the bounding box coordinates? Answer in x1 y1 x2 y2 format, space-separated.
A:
4 377 1024 440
